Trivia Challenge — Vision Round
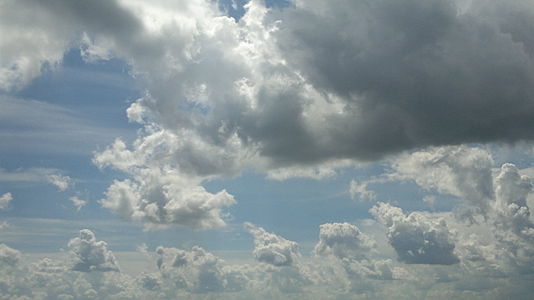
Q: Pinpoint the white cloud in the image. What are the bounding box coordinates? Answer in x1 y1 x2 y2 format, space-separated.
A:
47 174 71 192
370 202 460 265
0 167 71 191
154 245 247 293
68 196 87 211
0 192 13 210
100 168 235 230
245 222 300 267
315 222 375 261
67 229 119 272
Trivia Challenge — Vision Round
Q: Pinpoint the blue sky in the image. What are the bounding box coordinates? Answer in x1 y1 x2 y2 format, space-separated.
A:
2 0 534 299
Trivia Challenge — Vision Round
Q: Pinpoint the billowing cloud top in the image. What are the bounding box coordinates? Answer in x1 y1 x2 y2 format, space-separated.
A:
245 222 300 266
371 202 460 265
315 222 375 261
67 229 119 272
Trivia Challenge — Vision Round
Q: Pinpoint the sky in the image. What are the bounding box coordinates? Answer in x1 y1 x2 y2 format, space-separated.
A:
1 0 534 299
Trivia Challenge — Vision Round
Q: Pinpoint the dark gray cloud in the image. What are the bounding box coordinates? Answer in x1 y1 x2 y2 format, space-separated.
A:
272 0 534 162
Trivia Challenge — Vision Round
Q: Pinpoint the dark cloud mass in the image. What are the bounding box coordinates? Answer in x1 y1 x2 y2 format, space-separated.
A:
274 0 534 161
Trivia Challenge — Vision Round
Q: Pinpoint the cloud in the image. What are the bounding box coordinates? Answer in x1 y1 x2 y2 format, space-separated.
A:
100 168 236 230
4 0 534 171
0 166 71 191
6 0 534 232
67 229 119 272
349 179 377 202
0 192 12 210
0 243 21 268
245 222 300 267
47 174 71 192
68 196 87 211
370 202 460 265
274 0 534 161
314 222 375 260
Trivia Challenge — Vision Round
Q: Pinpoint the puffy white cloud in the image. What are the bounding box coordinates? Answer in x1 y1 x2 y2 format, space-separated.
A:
315 222 375 261
245 222 300 267
494 163 534 238
100 169 235 230
154 245 247 293
67 229 119 272
0 192 12 210
46 174 71 192
371 202 460 265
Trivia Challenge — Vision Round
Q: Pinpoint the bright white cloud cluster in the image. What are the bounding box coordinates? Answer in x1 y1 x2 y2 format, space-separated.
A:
245 222 300 267
67 229 119 272
371 202 460 265
315 222 375 261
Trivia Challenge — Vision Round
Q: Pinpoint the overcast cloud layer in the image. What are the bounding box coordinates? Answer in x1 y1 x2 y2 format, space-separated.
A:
2 0 534 298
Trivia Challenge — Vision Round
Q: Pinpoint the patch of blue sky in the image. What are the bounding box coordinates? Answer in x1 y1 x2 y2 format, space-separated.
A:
216 0 292 20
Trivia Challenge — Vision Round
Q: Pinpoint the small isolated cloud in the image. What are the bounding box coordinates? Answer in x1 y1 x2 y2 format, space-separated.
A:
155 245 246 293
370 202 459 265
68 196 87 211
46 174 71 191
67 229 119 272
0 192 13 210
245 222 300 267
0 167 71 191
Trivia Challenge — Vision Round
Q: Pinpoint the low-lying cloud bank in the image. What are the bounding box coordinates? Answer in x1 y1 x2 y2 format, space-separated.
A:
1 169 534 300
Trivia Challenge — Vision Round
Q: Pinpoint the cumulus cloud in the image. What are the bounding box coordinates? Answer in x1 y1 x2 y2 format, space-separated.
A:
47 174 71 192
0 192 12 210
100 169 235 230
371 202 460 265
154 245 247 293
494 163 534 237
67 229 119 272
5 0 534 232
4 0 534 172
245 222 300 267
315 222 375 260
275 0 534 160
